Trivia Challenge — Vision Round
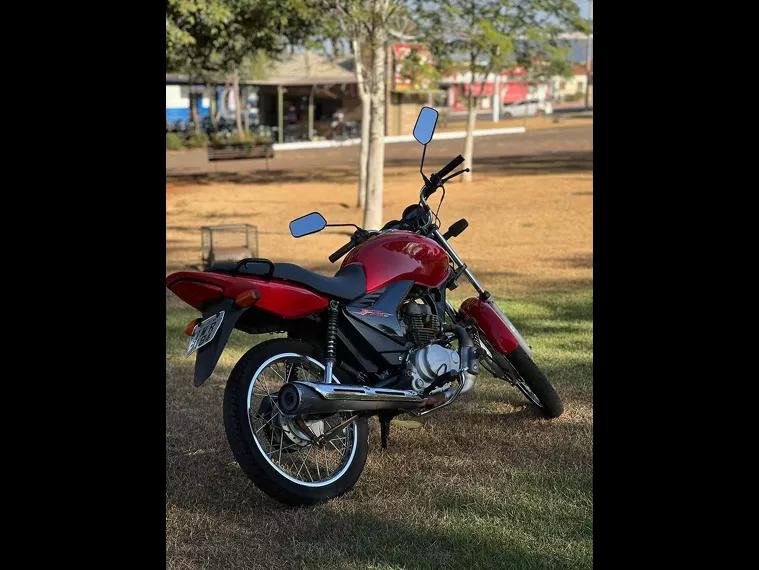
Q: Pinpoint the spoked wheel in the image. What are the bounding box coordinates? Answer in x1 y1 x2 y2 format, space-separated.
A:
223 339 369 506
476 336 564 418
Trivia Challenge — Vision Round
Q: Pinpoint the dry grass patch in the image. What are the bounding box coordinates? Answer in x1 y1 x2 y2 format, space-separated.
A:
166 286 592 569
437 115 593 133
166 168 591 298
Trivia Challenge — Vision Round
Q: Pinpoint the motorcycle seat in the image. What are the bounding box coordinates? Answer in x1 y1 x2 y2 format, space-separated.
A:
208 259 366 301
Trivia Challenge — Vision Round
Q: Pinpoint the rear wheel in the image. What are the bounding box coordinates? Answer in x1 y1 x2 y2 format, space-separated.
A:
223 338 369 506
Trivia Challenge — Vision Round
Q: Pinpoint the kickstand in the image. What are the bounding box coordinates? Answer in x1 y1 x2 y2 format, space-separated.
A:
378 411 397 450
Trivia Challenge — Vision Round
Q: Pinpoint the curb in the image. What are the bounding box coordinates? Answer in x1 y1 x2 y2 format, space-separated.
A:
272 127 526 152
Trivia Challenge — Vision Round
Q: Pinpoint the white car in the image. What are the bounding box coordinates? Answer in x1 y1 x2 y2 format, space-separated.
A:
502 99 553 117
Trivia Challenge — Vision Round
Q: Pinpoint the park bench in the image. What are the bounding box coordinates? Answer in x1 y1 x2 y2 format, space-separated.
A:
207 142 274 162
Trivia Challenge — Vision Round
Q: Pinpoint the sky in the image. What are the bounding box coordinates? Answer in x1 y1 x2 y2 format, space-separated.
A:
576 0 592 21
571 1 592 62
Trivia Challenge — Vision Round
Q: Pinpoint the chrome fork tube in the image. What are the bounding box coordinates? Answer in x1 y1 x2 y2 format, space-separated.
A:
431 229 486 295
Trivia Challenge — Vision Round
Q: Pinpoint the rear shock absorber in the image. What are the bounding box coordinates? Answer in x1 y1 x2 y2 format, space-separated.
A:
323 300 339 383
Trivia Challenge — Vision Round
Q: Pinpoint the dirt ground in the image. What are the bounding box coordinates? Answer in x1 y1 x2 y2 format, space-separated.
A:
167 166 591 299
437 114 593 132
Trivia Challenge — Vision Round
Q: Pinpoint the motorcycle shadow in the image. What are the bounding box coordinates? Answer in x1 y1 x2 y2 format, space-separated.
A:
167 446 295 514
454 404 545 426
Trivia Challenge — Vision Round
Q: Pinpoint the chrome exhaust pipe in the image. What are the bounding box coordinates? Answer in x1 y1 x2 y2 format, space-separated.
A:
277 381 427 416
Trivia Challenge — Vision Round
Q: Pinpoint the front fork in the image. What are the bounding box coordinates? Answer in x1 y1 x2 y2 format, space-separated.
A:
436 229 532 357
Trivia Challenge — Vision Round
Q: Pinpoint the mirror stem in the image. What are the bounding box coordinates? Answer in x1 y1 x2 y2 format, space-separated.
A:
420 144 433 193
326 223 363 231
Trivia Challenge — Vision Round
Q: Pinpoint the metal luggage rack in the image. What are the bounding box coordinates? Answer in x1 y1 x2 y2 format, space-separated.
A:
201 224 259 270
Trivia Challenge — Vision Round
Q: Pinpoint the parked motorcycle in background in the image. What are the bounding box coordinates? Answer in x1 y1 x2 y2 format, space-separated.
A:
166 106 563 506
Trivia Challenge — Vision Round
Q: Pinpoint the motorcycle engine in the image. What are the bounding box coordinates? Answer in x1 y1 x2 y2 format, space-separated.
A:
402 301 463 393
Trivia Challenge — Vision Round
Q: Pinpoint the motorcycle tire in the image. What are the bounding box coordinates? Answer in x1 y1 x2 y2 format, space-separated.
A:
223 338 369 506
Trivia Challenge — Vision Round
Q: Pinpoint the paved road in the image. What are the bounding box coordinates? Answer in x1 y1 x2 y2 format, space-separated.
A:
166 124 592 182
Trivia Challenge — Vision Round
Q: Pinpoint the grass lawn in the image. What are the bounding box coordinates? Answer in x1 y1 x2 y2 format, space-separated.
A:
166 286 592 569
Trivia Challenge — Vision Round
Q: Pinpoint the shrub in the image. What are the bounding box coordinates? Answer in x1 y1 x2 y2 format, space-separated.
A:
209 130 273 146
210 131 233 145
166 132 184 150
184 131 209 148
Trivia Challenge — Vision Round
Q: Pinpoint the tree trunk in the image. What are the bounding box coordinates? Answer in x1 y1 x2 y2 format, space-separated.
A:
463 87 476 183
189 77 200 133
358 97 370 209
352 38 370 209
363 33 387 231
233 70 243 134
208 84 218 130
243 85 250 132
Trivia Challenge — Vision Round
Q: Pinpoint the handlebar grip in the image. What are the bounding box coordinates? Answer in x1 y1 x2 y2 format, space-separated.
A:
329 239 355 263
435 154 465 180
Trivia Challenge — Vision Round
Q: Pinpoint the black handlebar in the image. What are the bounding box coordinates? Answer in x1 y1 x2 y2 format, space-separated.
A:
436 154 465 179
423 154 465 199
329 238 356 263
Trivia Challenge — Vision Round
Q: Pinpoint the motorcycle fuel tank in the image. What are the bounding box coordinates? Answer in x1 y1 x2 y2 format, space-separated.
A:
342 230 450 292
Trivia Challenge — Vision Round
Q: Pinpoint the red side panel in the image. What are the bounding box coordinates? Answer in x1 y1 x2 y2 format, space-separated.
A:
458 297 520 355
166 271 328 318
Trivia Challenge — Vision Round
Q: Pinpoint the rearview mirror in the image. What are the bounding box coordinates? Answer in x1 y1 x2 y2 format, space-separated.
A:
412 107 439 145
289 212 327 238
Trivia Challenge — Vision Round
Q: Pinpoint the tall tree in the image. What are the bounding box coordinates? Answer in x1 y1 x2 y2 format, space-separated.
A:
167 0 234 132
219 0 319 134
332 0 402 228
416 0 587 182
332 1 372 210
167 0 320 134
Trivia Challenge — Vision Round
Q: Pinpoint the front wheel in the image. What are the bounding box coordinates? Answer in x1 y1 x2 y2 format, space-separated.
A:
506 347 564 418
223 338 369 506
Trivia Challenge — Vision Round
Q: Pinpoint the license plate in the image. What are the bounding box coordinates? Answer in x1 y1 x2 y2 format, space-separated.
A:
186 311 225 355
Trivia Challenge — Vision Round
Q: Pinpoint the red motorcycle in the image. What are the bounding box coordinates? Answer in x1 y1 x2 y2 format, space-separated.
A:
166 107 562 506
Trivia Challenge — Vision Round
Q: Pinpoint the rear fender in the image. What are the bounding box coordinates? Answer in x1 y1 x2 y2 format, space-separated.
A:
192 298 246 386
458 297 531 357
166 271 330 385
166 271 329 318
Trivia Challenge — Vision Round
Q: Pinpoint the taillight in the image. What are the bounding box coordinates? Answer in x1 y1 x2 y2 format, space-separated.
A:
184 318 200 336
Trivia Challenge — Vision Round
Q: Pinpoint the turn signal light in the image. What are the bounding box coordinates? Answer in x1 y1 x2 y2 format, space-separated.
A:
235 288 260 308
184 318 200 336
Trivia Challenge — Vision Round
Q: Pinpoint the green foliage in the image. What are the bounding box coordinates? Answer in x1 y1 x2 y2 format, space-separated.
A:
209 130 273 145
166 132 185 150
166 0 322 78
413 0 588 90
184 131 210 148
166 0 235 78
397 46 440 90
238 51 271 81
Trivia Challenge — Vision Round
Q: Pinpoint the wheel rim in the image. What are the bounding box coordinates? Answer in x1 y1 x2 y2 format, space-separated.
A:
246 353 359 488
474 335 545 408
513 378 544 408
